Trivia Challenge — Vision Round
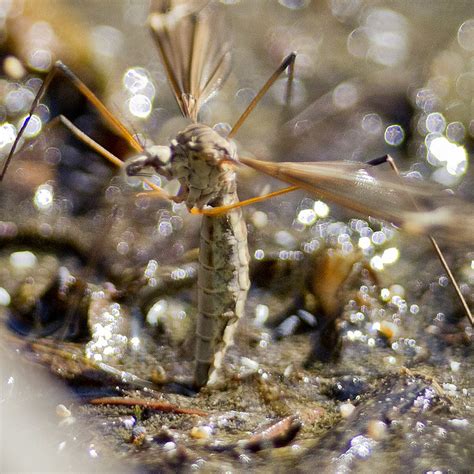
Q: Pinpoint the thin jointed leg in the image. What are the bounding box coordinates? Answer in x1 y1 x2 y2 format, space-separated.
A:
368 154 473 325
190 185 299 216
1 60 143 181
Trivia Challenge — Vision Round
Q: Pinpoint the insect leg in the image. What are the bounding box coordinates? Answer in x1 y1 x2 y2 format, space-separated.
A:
1 64 56 181
2 61 171 198
50 115 125 168
43 115 172 199
1 60 142 181
52 61 143 152
228 52 297 139
190 185 300 216
285 50 295 108
368 155 473 325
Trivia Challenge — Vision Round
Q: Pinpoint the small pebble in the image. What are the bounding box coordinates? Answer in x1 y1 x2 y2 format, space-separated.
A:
190 425 213 439
340 402 356 418
0 287 11 306
4 55 26 79
378 321 400 341
442 383 457 393
450 361 460 372
131 426 147 445
449 418 469 428
283 364 293 378
367 420 387 440
121 416 136 430
163 441 177 451
56 404 71 418
150 365 167 384
240 357 259 373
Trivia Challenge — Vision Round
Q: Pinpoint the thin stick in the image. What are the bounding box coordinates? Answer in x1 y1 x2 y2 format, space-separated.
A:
228 52 296 139
372 155 473 325
89 397 208 416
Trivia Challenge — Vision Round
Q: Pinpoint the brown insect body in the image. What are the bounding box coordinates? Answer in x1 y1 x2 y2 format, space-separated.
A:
172 125 250 387
134 122 250 387
196 196 249 387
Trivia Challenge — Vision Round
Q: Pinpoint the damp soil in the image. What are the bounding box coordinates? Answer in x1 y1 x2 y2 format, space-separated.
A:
0 217 472 473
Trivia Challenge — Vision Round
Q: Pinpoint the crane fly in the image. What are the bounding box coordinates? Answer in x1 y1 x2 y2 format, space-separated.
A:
2 0 473 388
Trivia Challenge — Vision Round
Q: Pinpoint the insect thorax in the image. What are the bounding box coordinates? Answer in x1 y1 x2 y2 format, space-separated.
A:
166 123 238 209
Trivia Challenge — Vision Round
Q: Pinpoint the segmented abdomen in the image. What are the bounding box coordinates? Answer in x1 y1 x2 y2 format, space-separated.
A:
194 191 250 388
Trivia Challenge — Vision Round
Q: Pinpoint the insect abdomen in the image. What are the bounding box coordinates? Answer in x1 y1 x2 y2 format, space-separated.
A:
194 194 250 388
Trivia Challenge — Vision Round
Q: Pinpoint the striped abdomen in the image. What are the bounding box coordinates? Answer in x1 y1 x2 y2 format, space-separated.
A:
194 189 250 388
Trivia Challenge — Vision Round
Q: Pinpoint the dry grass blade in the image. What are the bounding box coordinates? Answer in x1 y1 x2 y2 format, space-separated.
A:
89 397 208 416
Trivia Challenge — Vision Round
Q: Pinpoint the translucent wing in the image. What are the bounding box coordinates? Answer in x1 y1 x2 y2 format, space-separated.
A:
239 156 474 244
149 0 231 121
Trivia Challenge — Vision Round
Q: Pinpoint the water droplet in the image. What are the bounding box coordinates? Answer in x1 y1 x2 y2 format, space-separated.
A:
456 72 474 100
34 183 54 211
22 114 42 138
117 241 129 255
384 125 404 146
425 112 446 133
313 200 329 217
333 82 359 109
158 220 173 236
28 49 52 71
254 249 265 260
0 123 16 149
235 88 256 112
91 25 124 57
10 250 37 269
278 0 310 9
129 94 152 118
212 123 231 139
297 208 316 225
123 67 150 93
361 113 382 135
0 287 11 306
446 122 465 142
457 19 474 51
44 146 61 165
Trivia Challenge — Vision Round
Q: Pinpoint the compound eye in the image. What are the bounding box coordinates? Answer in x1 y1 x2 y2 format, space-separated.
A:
125 155 148 176
148 145 171 165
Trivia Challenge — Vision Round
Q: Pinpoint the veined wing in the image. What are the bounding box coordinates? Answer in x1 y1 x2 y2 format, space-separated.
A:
149 0 231 121
239 156 474 243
